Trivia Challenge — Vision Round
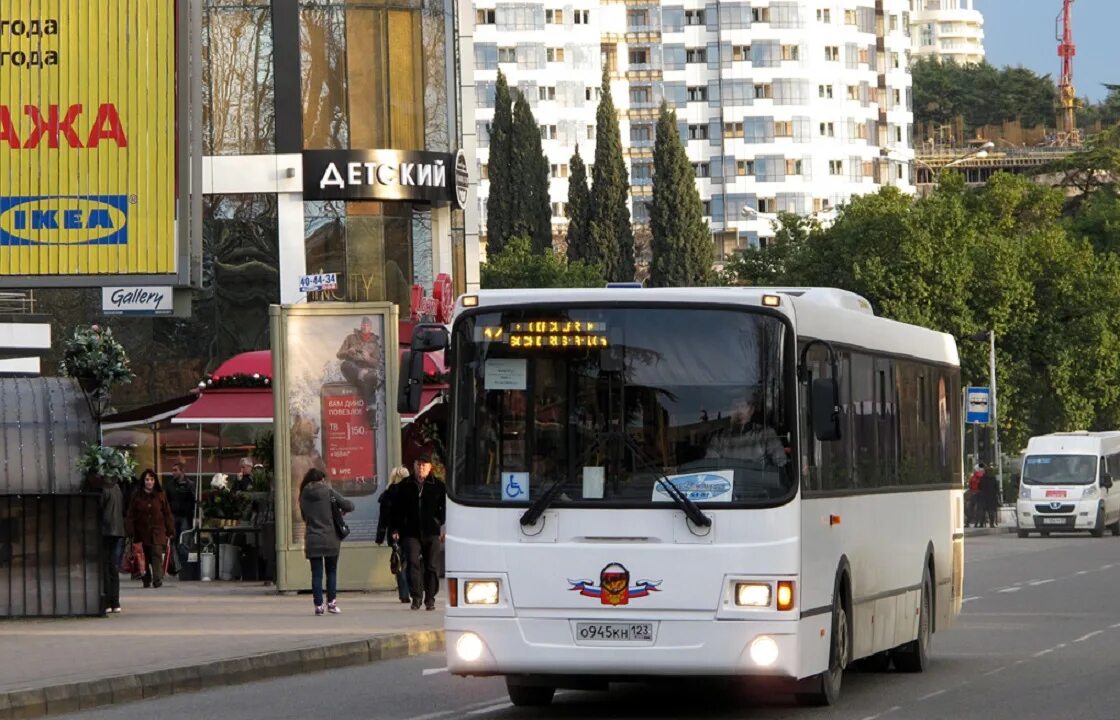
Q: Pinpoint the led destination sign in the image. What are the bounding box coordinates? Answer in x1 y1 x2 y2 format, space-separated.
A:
478 320 609 349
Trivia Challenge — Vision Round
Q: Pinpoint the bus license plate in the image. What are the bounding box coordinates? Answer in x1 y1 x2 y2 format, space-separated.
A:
1042 517 1066 525
575 622 654 643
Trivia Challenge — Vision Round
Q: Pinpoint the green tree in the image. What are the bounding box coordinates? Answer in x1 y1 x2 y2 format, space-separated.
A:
911 59 1057 135
589 70 634 282
485 70 514 254
565 145 592 262
648 103 713 287
509 92 553 253
481 236 605 289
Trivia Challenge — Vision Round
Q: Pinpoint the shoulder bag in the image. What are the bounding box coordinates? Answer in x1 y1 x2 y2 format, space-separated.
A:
330 493 350 540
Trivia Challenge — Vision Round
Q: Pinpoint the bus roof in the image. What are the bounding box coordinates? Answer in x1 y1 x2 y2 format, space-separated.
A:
1026 432 1120 454
460 287 959 367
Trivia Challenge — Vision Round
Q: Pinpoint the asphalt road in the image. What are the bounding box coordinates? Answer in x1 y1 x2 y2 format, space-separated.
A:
58 532 1120 720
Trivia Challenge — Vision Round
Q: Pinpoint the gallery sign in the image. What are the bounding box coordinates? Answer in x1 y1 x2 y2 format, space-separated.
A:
304 149 468 208
101 286 173 316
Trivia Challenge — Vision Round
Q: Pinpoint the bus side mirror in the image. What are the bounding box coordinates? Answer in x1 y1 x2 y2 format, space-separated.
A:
411 324 449 352
811 378 841 442
1102 473 1113 490
397 350 425 414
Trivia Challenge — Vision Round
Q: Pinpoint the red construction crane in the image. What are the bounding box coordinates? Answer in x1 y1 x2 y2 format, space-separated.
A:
1056 0 1081 146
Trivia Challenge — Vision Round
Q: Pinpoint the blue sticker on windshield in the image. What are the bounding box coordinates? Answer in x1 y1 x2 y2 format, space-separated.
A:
652 470 734 503
1026 457 1051 465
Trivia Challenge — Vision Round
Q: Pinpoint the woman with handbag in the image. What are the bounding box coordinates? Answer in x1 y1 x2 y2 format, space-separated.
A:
299 468 354 616
376 466 411 603
125 469 176 589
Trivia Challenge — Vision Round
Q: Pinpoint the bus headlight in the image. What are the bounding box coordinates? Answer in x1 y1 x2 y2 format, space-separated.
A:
750 635 779 667
456 632 484 662
735 582 772 607
463 579 500 605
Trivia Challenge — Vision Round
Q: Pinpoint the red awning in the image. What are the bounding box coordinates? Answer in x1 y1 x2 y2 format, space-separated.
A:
401 387 446 424
171 390 273 424
211 350 272 380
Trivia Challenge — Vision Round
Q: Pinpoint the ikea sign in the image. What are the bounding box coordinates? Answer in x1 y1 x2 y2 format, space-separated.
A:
0 196 128 246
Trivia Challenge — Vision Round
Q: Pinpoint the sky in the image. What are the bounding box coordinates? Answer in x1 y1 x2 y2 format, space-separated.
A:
977 0 1116 102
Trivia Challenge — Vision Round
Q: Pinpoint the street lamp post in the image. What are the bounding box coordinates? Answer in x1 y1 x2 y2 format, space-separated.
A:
969 330 1000 489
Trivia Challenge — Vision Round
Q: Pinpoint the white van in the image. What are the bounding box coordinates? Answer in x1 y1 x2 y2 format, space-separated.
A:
1016 431 1120 538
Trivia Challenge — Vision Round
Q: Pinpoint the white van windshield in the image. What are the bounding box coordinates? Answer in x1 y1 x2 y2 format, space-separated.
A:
1021 454 1097 486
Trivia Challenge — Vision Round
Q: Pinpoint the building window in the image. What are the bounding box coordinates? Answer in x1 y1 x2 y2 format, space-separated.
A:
685 47 707 64
629 48 650 65
688 124 708 140
781 44 800 61
829 160 843 175
892 52 901 69
818 84 833 99
757 198 775 213
547 47 565 62
813 198 831 213
824 46 839 62
498 47 516 63
551 202 566 217
844 9 857 25
585 86 600 101
629 86 652 104
687 86 708 102
817 8 830 23
630 124 653 142
626 9 649 28
890 14 898 31
774 120 793 137
476 8 495 24
786 159 803 175
587 124 595 139
847 85 860 101
737 160 755 176
820 122 835 137
480 163 489 179
203 1 275 155
754 83 772 99
685 9 706 25
540 124 558 139
693 161 710 178
538 86 556 101
732 45 751 62
550 163 569 178
858 48 869 65
545 8 563 24
631 162 653 182
574 9 590 24
724 121 744 138
751 8 769 23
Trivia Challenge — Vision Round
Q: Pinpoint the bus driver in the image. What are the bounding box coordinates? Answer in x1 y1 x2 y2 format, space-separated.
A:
705 393 788 469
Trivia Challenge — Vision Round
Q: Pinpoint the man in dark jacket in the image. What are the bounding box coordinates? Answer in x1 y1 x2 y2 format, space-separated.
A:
165 463 196 547
978 465 1001 528
391 452 446 610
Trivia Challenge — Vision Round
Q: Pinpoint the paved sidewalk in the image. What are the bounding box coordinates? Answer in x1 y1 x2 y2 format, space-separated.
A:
0 579 444 718
964 505 1017 536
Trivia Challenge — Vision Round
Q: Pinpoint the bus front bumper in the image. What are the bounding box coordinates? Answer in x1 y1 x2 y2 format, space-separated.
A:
445 616 811 679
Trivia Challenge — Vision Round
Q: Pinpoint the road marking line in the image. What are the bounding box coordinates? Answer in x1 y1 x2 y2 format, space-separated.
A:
919 690 947 701
422 667 449 676
1101 564 1114 570
465 702 514 716
983 666 1006 677
1028 579 1055 586
1074 631 1103 643
997 587 1021 593
1110 622 1120 629
962 596 981 603
1076 570 1089 575
401 698 509 720
1033 648 1053 657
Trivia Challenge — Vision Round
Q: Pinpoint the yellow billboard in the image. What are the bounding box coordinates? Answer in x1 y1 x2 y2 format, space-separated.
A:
0 0 176 278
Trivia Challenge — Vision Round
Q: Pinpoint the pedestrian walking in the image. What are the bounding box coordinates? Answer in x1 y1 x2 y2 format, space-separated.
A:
979 464 1001 528
966 464 984 527
165 462 196 558
87 471 126 613
391 451 446 611
376 466 411 603
125 469 175 589
299 468 354 616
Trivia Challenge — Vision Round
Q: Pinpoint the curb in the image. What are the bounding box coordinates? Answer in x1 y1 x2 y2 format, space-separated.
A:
0 629 444 719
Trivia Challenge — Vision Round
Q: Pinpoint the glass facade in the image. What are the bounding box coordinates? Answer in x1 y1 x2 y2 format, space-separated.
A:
203 0 276 155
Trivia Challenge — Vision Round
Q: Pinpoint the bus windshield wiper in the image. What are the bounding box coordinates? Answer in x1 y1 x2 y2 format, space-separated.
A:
520 476 567 526
618 432 711 528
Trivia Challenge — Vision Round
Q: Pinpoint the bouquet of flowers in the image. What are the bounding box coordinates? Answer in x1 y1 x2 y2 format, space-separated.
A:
200 473 249 520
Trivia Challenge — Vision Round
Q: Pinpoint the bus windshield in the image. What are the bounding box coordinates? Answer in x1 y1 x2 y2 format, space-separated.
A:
1021 454 1097 485
449 306 794 507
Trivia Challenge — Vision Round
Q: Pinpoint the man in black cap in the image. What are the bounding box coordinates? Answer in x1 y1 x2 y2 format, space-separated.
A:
336 316 384 424
390 451 446 610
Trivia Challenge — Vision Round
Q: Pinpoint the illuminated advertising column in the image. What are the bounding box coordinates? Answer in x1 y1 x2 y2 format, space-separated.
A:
0 1 177 282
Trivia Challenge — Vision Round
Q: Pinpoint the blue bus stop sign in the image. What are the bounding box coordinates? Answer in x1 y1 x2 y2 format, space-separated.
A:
966 386 991 424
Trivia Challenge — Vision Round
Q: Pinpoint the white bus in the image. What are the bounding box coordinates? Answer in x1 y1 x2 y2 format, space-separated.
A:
1016 431 1120 537
401 287 964 707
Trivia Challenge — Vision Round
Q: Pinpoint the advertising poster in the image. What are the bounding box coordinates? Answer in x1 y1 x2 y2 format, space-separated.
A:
285 312 390 544
0 0 176 278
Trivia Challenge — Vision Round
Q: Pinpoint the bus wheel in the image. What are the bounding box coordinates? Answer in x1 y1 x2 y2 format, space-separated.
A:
505 678 556 707
795 592 848 706
1092 507 1106 537
894 570 932 673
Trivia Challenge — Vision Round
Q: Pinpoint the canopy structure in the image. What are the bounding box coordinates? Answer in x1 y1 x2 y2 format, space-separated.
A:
171 350 274 425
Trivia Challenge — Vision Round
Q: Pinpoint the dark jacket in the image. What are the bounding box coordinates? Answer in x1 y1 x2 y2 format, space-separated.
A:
234 473 253 492
165 477 196 519
390 474 446 539
299 480 355 559
99 481 127 538
978 470 1000 510
126 489 175 546
376 482 402 544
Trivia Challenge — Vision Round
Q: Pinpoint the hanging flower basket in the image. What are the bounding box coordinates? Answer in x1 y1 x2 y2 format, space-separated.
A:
59 324 133 401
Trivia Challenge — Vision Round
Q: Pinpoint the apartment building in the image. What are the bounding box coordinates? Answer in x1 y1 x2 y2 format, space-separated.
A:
462 0 915 256
909 0 985 65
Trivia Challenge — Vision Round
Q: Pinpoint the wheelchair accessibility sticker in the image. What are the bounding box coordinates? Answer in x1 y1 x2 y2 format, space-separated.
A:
501 472 530 501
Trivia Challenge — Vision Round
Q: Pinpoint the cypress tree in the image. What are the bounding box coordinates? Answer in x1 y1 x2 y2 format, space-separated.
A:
589 70 635 281
509 92 554 253
565 144 592 262
649 103 714 287
485 70 514 254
